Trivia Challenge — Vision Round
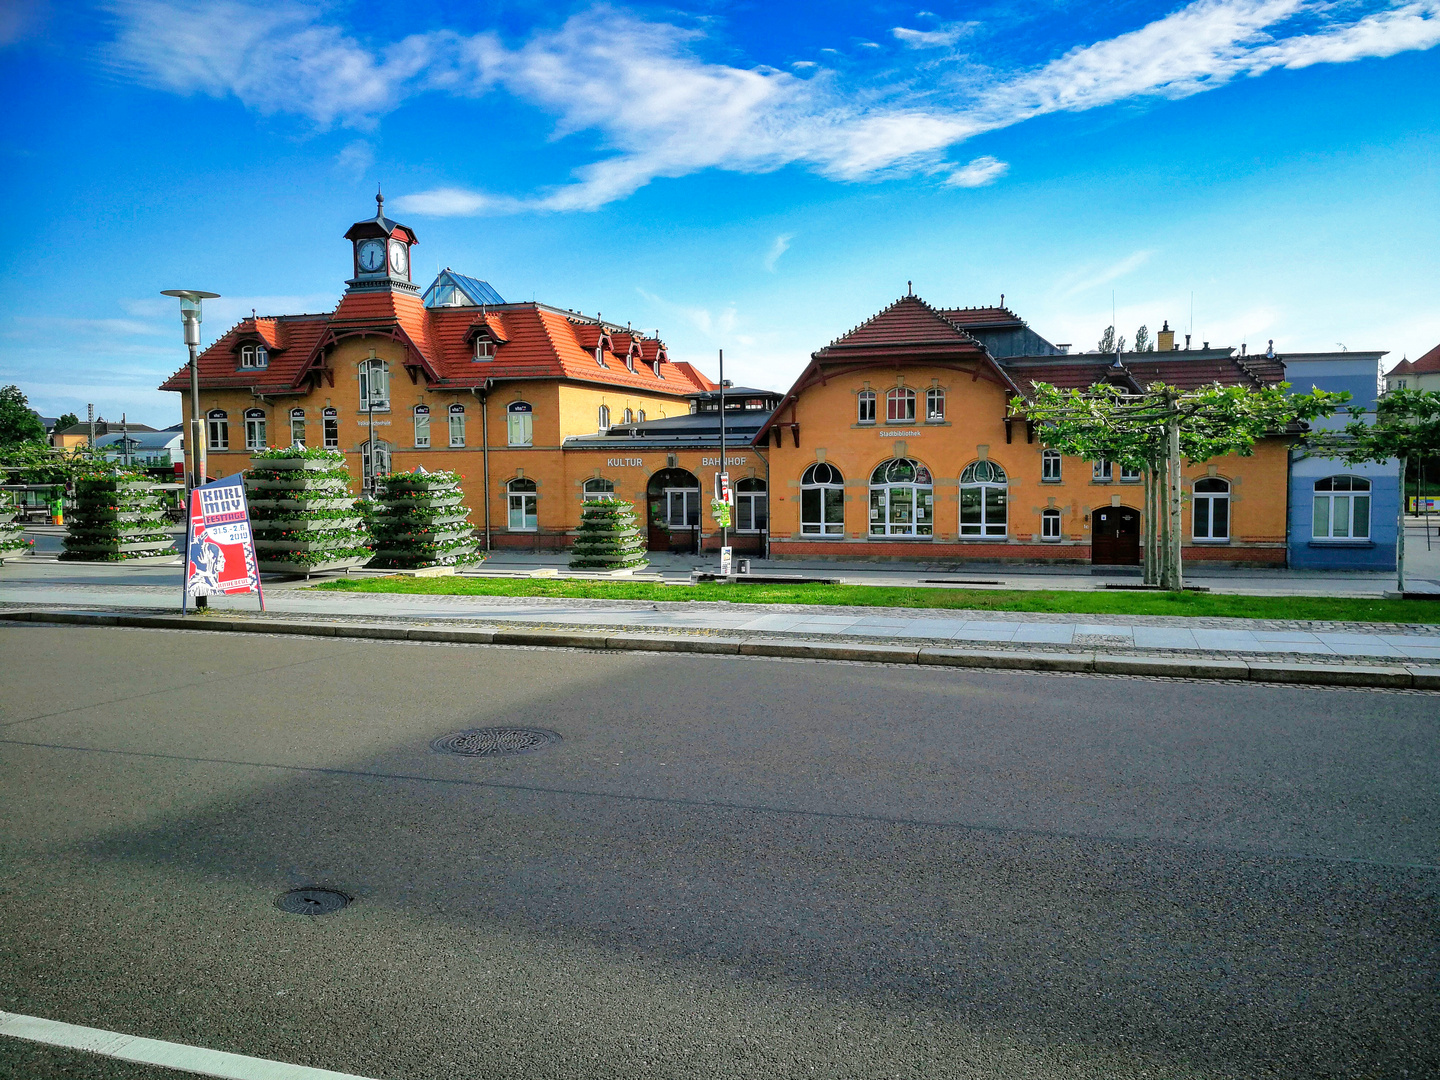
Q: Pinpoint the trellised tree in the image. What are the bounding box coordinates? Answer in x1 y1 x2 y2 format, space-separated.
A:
1304 387 1440 593
1015 382 1348 589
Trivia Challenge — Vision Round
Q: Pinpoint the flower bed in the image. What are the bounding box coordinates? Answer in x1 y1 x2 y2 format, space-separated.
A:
569 498 647 571
60 477 175 562
245 448 371 575
370 470 483 569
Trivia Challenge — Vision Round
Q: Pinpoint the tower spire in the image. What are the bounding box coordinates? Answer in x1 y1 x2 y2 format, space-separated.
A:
376 185 384 221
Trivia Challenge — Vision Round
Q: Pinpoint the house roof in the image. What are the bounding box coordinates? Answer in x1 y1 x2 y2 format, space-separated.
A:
94 431 184 451
937 306 1026 330
1001 348 1285 395
423 270 505 307
1392 342 1440 375
159 286 710 399
53 420 158 436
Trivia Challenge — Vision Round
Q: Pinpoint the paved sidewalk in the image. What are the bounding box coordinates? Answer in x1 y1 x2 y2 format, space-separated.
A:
3 558 1438 665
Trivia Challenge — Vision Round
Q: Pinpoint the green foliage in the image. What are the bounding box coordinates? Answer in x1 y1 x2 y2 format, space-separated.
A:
311 576 1440 624
61 476 175 561
251 446 349 463
1306 387 1440 465
56 412 80 431
245 452 374 573
569 498 647 571
370 469 481 569
1134 326 1152 353
0 440 145 485
0 386 45 448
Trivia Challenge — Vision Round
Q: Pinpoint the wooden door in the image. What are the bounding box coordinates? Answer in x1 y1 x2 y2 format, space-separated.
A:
1092 506 1141 565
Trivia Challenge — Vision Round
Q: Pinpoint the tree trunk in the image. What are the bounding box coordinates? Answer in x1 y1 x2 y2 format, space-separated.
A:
1163 412 1184 591
1397 454 1407 594
1142 465 1158 585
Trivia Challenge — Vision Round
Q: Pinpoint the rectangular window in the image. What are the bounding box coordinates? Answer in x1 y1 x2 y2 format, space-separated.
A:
1042 453 1061 481
244 417 266 451
290 418 305 447
1120 465 1141 482
207 418 228 450
508 493 537 530
323 417 339 449
858 392 876 424
358 362 389 411
1041 511 1061 540
737 493 768 532
507 411 532 447
926 388 945 421
414 413 430 448
449 412 465 448
665 489 699 528
1093 459 1112 481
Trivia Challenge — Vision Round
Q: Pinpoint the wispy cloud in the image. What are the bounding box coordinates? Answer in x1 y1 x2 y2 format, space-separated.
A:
892 21 976 49
105 0 1440 213
763 233 794 272
335 139 374 174
944 156 1007 187
1054 251 1155 300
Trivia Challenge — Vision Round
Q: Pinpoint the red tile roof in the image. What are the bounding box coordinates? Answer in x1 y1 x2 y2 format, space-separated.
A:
818 295 985 354
937 306 1025 329
1396 342 1440 374
159 290 709 397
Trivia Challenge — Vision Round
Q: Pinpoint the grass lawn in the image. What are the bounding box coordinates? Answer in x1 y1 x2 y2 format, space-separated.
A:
311 575 1440 624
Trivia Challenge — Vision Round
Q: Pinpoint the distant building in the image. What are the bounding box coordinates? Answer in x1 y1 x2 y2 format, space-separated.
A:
93 430 185 470
52 419 158 450
1384 343 1440 393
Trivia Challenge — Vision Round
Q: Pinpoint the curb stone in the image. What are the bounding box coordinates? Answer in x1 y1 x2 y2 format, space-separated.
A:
0 608 1432 691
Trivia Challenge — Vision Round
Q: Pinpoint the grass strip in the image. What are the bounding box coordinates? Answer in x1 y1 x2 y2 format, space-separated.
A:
310 575 1440 624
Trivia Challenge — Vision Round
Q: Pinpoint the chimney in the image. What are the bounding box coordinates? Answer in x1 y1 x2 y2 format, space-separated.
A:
1241 343 1247 356
1184 334 1191 351
1157 321 1175 352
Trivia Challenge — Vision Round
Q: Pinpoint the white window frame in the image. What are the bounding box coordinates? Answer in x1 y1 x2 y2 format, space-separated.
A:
507 402 533 447
243 410 267 451
322 409 339 450
582 478 615 502
508 478 538 530
638 409 647 423
361 440 390 495
800 462 846 537
1120 464 1141 482
1042 449 1062 482
289 410 306 447
960 460 1008 537
857 390 876 425
1192 478 1231 541
886 387 916 423
926 387 945 422
663 487 700 530
255 345 268 368
598 404 610 431
1312 476 1371 540
622 408 634 424
1092 458 1113 482
358 358 390 412
1041 508 1062 541
735 478 768 533
448 405 466 448
473 338 494 360
413 407 431 449
206 411 229 451
869 458 934 538
239 344 256 369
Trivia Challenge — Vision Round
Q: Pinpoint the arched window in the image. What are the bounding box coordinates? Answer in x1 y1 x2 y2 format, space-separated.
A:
358 357 389 410
1042 449 1062 482
448 403 466 448
960 460 1007 536
622 408 634 424
1193 477 1231 540
322 407 339 449
857 390 876 424
926 387 945 421
243 408 267 451
869 458 933 537
473 336 494 360
413 405 431 448
583 478 615 502
1313 476 1370 539
800 462 845 536
508 477 538 530
886 387 916 423
239 344 255 369
598 404 611 431
289 408 306 447
736 477 768 533
637 409 646 423
206 409 229 451
1041 508 1061 541
507 401 532 447
594 344 608 368
255 345 268 368
361 440 390 495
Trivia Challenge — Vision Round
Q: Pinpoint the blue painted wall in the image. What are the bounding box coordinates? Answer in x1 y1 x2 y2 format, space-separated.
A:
1283 354 1398 571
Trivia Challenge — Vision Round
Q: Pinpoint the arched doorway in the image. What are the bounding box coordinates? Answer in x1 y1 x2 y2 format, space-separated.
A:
1092 505 1140 565
646 468 701 552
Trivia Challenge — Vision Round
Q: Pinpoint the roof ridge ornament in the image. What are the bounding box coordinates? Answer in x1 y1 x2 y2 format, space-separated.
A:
376 185 385 222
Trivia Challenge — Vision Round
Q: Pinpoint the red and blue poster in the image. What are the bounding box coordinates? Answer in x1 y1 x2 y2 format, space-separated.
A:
184 475 264 611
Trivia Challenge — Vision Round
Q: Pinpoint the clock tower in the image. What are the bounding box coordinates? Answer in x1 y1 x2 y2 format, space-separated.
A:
344 189 419 293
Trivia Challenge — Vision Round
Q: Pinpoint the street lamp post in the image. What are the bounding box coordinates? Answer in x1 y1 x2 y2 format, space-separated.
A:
161 290 220 609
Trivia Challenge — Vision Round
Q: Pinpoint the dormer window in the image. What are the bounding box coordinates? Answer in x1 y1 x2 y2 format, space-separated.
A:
239 343 268 370
474 337 494 360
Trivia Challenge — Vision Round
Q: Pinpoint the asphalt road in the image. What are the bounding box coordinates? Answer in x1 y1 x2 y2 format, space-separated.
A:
0 624 1436 1080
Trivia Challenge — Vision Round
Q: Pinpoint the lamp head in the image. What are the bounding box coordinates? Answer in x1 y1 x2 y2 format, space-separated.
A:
162 290 220 346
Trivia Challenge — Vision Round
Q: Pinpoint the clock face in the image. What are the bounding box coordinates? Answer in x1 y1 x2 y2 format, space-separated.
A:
358 240 385 272
389 241 408 276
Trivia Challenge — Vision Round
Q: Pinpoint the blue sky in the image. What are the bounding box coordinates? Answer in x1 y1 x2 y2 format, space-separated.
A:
2 0 1437 426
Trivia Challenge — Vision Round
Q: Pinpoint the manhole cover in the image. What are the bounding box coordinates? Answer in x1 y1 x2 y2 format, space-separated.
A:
276 888 350 915
431 727 562 756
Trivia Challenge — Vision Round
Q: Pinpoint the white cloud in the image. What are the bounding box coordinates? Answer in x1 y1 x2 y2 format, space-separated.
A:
944 155 1008 187
1053 250 1155 300
892 22 976 49
106 0 1440 212
336 139 374 174
764 233 794 272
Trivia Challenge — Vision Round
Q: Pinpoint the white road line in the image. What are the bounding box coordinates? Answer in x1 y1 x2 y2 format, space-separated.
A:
0 1011 386 1080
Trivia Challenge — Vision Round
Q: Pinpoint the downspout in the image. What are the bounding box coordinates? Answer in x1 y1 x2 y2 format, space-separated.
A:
1284 442 1294 570
473 383 492 552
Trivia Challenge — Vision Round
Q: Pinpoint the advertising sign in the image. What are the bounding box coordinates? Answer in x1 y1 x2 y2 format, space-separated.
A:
720 546 733 576
1409 496 1439 513
715 471 733 504
184 475 264 612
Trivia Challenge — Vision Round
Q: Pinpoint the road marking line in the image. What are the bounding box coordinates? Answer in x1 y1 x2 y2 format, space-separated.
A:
0 1011 385 1080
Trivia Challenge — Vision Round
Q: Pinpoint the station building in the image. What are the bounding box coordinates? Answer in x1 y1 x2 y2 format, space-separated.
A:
163 201 1393 570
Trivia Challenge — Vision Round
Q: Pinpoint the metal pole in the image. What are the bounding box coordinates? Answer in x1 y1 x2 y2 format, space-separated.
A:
121 413 129 469
479 384 492 551
367 358 376 498
719 349 727 558
187 343 206 610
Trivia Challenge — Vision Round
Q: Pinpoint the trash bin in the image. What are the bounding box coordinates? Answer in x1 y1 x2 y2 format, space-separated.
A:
737 558 751 575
